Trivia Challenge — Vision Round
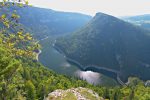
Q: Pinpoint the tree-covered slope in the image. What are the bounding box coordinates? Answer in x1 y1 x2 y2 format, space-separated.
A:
0 2 150 100
6 6 92 39
0 44 92 100
122 14 150 30
1 38 150 100
56 13 150 81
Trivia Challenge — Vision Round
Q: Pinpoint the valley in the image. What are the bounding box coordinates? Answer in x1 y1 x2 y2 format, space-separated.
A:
0 1 150 99
54 39 126 86
38 36 118 86
55 12 150 82
24 8 150 86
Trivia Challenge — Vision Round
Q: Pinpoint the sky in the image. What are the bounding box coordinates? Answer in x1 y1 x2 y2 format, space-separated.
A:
6 0 150 16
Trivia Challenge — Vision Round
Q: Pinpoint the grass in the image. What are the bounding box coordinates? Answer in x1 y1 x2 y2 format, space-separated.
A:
79 90 97 100
63 92 77 100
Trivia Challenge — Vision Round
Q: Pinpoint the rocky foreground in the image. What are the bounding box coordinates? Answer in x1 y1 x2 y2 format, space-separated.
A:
46 87 104 100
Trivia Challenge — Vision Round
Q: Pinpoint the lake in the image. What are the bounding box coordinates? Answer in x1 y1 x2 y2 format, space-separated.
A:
39 37 118 86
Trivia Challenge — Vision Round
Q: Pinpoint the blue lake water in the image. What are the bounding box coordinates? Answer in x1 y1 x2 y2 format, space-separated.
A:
39 38 118 86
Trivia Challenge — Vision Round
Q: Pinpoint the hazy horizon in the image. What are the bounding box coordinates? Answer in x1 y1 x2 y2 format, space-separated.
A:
29 0 150 17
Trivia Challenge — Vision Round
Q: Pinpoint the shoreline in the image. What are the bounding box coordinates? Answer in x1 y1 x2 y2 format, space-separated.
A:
36 49 42 61
36 36 49 61
54 45 118 73
53 44 126 85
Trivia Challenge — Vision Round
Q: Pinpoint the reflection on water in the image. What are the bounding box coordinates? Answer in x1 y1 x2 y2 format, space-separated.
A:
39 38 118 86
61 62 71 68
75 70 101 85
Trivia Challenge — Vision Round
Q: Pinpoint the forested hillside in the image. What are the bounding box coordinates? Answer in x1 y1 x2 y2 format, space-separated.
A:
1 5 92 39
56 13 150 82
0 43 150 100
123 14 150 30
0 2 94 99
0 1 150 100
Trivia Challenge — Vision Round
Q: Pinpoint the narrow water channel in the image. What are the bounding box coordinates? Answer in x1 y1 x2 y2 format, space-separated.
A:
39 37 118 86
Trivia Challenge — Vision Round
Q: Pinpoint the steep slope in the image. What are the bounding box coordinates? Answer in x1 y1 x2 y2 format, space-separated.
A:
17 6 92 39
122 14 150 30
55 13 150 81
0 5 92 39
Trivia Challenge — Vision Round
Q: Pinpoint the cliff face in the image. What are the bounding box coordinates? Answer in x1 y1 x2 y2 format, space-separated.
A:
46 87 103 100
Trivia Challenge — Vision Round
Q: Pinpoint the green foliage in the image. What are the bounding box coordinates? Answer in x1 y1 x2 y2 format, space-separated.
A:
0 45 92 100
55 12 150 82
0 1 40 60
0 1 150 100
25 80 36 100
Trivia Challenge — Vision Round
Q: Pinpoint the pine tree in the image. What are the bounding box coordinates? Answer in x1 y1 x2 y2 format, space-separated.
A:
25 80 36 100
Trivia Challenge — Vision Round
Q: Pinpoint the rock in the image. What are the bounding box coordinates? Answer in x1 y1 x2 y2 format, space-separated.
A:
145 80 150 87
45 87 104 100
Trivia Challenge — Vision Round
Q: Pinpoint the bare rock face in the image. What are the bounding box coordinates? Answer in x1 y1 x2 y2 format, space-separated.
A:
46 87 104 100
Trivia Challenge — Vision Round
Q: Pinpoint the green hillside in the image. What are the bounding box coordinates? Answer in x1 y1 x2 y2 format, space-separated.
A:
1 5 92 39
0 1 150 100
56 13 150 82
122 14 150 30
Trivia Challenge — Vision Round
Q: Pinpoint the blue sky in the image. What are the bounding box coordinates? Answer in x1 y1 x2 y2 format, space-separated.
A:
14 0 150 16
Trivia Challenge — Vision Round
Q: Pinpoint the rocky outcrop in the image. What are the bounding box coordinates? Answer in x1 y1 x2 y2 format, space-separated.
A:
46 87 104 100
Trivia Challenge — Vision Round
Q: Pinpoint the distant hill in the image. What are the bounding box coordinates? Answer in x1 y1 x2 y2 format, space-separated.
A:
122 14 150 30
56 13 150 81
19 7 92 39
0 5 92 39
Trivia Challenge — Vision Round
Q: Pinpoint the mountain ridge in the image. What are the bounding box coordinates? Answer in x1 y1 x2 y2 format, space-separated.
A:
0 5 92 39
55 12 150 82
